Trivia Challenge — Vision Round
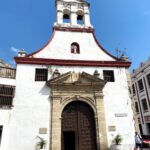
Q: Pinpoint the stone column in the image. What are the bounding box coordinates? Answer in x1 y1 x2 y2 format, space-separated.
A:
71 12 77 26
50 96 61 150
57 10 63 24
84 13 91 27
95 91 108 150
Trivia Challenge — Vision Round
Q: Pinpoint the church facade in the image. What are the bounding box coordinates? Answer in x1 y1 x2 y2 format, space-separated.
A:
0 0 138 150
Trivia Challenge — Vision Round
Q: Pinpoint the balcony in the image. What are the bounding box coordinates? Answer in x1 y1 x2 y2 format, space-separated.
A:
0 85 15 108
0 67 16 79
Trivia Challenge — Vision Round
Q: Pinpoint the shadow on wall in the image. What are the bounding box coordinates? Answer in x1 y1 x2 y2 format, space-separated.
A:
39 83 50 96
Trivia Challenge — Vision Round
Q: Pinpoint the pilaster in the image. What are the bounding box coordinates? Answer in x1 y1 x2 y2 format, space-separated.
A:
95 92 108 150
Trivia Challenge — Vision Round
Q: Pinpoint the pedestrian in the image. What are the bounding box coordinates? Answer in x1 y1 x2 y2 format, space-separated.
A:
135 132 143 150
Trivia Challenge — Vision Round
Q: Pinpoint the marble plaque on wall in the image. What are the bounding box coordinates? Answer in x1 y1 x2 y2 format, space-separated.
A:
108 126 116 132
39 128 47 134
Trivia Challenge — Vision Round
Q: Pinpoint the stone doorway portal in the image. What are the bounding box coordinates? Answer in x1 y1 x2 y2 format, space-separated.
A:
47 71 108 150
61 101 97 150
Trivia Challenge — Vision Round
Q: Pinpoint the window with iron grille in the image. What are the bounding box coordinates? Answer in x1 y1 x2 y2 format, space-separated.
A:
146 73 150 86
35 69 48 81
103 70 115 82
0 85 15 107
138 79 144 91
141 99 148 111
132 84 136 94
135 102 139 113
0 126 3 145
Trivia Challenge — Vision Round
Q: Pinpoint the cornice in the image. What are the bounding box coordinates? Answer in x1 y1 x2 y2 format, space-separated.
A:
14 57 131 67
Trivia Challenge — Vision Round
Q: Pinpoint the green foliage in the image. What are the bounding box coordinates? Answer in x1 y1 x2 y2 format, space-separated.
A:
112 134 122 145
115 47 127 59
36 136 47 149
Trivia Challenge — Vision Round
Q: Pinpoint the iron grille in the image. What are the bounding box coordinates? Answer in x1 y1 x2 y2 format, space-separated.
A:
0 85 15 107
35 69 48 81
103 70 115 82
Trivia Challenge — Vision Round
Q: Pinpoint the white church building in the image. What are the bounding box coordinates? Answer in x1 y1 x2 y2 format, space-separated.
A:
0 0 139 150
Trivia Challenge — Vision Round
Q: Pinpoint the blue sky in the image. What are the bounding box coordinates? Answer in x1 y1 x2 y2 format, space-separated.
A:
0 0 150 72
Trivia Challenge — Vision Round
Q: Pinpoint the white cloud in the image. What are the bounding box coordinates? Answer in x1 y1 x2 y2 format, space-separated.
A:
144 10 150 16
10 46 20 53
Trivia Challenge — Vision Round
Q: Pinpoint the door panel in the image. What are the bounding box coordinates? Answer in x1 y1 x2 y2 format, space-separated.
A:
61 101 97 150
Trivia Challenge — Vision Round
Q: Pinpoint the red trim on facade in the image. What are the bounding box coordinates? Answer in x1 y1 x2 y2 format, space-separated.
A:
135 82 144 124
26 27 118 60
53 26 118 60
14 57 131 67
139 89 144 93
143 77 150 107
92 32 117 60
53 26 94 33
27 30 56 57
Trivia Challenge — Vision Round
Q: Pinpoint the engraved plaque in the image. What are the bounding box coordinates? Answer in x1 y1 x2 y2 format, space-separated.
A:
115 113 127 117
108 126 116 132
39 128 47 134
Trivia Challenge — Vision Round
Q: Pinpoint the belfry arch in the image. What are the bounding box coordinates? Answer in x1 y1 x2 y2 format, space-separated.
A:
47 71 108 150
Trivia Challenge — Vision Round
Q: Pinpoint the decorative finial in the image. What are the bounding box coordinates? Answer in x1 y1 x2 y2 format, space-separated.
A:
18 49 27 57
94 70 99 78
120 55 128 62
53 69 61 78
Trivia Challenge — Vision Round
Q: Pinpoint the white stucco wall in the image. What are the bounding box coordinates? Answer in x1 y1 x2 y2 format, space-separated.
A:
0 110 11 150
32 31 115 61
4 65 50 150
1 64 135 150
0 77 15 150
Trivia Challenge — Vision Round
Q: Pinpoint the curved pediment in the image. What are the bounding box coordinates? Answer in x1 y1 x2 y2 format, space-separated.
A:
47 71 106 87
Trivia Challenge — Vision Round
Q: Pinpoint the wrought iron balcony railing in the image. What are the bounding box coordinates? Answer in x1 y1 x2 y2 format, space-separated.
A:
0 67 16 79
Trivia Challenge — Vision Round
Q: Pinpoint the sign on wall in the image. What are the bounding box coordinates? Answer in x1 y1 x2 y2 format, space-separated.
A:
115 113 127 117
108 126 116 132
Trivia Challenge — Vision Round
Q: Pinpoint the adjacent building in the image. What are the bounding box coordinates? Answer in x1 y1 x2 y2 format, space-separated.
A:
131 56 150 135
0 0 138 150
0 59 15 149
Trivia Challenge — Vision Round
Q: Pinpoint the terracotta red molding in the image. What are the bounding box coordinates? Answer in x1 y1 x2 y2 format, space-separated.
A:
27 26 118 60
92 32 117 60
53 26 94 33
135 82 144 124
27 30 56 57
143 77 150 107
14 57 131 67
53 26 118 60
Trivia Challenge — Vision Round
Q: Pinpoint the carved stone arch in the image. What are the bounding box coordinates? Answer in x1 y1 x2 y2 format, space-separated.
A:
63 9 71 20
77 10 84 16
77 10 84 24
47 71 108 150
63 9 71 15
60 96 97 118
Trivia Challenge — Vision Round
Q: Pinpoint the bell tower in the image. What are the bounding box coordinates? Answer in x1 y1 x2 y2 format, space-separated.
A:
55 0 93 28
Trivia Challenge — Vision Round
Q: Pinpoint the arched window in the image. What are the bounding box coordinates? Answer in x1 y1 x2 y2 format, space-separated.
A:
63 9 70 23
71 43 80 54
77 10 84 25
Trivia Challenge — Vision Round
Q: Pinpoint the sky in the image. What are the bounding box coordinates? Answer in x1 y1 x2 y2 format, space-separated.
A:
0 0 150 72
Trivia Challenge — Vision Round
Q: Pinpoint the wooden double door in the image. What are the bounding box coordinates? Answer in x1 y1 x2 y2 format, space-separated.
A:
61 101 97 150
